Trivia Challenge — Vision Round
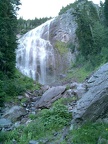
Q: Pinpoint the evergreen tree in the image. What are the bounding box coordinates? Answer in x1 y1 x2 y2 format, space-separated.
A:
104 0 108 26
0 0 20 77
75 2 94 59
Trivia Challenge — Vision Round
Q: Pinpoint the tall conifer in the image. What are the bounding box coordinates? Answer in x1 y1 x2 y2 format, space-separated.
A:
0 0 20 77
104 0 108 27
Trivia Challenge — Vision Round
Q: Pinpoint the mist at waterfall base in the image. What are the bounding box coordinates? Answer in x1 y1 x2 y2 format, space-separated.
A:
16 19 56 85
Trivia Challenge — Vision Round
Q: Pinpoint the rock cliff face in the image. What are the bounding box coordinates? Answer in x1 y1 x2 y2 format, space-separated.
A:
49 9 78 76
16 9 77 84
72 63 108 123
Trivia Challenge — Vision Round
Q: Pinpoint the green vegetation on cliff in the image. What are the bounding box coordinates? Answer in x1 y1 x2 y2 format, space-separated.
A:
55 41 68 55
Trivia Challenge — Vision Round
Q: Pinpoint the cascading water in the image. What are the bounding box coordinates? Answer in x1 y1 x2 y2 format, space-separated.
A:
16 19 56 85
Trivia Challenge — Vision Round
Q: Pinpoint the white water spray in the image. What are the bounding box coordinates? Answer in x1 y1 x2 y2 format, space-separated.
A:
16 19 56 84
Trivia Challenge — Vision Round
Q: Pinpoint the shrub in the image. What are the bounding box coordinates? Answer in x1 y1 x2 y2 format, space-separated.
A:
40 99 72 130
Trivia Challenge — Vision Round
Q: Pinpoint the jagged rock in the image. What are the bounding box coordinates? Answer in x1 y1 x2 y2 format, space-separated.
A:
14 121 20 128
41 85 50 93
72 63 108 122
64 82 86 99
72 83 87 99
96 118 108 124
30 97 41 102
64 89 75 98
32 90 43 97
35 86 66 108
59 74 66 79
17 95 24 100
3 106 27 122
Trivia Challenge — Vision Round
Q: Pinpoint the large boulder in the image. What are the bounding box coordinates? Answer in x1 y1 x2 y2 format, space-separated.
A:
0 118 12 129
3 106 27 122
72 63 108 122
35 86 66 108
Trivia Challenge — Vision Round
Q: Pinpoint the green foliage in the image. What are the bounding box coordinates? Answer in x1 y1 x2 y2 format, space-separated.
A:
72 1 108 69
28 113 37 120
101 46 108 63
67 66 92 82
0 0 20 78
71 122 108 143
40 100 71 130
67 42 75 53
75 1 97 58
59 2 78 15
0 70 41 106
55 41 68 55
0 98 71 143
0 81 6 107
59 0 108 70
92 22 105 53
0 0 21 106
104 0 108 27
88 1 99 20
1 114 108 144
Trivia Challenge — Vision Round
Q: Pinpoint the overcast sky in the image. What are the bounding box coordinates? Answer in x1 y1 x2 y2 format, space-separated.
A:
17 0 104 20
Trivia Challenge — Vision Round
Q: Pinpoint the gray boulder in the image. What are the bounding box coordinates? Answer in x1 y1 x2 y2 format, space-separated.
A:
35 86 66 108
3 106 27 122
72 63 108 122
0 118 12 128
70 82 87 99
63 82 86 99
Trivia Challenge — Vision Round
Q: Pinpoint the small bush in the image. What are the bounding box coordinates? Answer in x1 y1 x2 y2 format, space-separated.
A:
40 99 72 130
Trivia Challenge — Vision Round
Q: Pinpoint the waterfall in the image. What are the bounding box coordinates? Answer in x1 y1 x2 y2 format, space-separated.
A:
16 19 56 85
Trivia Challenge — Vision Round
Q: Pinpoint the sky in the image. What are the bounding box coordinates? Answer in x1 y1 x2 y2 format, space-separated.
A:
17 0 104 20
